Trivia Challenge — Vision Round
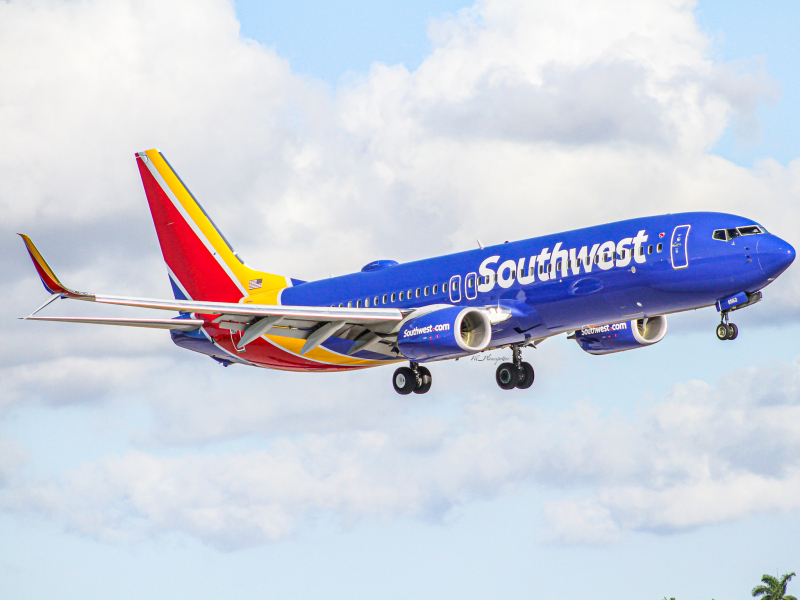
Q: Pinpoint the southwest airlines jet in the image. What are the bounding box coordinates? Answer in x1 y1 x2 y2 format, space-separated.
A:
18 150 796 394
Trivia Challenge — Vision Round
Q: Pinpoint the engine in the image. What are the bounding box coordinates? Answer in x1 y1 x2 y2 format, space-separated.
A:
398 306 492 362
574 315 668 355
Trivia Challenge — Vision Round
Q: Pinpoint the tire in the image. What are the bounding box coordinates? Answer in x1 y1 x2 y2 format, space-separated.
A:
726 323 739 340
393 367 416 395
516 362 534 389
414 366 432 394
716 323 729 340
496 362 518 390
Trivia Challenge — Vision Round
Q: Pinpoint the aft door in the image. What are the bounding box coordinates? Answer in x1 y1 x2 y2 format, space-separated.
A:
464 272 477 300
449 275 461 303
671 225 691 269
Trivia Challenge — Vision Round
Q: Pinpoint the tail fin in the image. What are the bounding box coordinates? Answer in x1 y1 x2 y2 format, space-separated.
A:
136 149 291 303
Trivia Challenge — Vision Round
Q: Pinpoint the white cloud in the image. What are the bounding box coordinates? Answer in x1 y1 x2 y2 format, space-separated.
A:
4 354 800 550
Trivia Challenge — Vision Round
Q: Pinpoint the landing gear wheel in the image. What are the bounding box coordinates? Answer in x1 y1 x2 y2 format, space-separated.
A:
726 323 738 340
716 323 730 340
516 362 534 389
393 367 416 395
496 362 518 390
413 366 432 394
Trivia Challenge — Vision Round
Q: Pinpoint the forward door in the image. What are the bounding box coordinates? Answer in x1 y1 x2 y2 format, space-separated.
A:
671 225 691 269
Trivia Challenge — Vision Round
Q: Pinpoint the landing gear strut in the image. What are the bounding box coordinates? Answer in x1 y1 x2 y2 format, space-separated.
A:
716 312 739 341
495 344 534 390
393 362 432 395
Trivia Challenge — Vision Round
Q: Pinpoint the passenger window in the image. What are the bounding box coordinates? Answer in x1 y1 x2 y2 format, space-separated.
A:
374 296 379 305
413 288 418 298
338 303 343 307
382 294 388 303
538 264 543 274
357 300 362 308
594 255 599 264
364 298 370 307
648 245 653 254
738 226 762 235
347 301 352 307
433 284 438 294
453 280 459 291
424 286 430 296
657 243 663 253
391 292 397 302
443 282 448 293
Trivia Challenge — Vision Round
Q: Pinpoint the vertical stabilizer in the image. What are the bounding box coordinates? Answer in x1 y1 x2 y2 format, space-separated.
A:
136 150 290 303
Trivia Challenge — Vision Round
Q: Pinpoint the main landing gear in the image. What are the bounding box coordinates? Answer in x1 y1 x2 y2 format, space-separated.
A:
393 362 432 395
716 313 739 341
495 344 534 391
392 345 536 395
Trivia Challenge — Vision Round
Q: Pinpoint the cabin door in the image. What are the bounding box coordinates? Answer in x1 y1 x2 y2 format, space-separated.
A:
449 275 461 303
670 225 691 269
464 272 478 300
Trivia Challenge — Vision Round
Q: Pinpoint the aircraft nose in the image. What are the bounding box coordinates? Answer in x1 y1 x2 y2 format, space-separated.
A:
757 235 796 279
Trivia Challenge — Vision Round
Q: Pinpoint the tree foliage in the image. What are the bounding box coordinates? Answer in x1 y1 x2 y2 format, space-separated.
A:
752 573 797 600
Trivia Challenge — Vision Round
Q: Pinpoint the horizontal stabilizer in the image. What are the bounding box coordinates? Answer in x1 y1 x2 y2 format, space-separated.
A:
23 316 204 331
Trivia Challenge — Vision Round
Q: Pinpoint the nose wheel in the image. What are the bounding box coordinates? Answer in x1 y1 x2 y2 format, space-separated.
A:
495 344 535 390
716 322 738 340
393 363 432 395
716 312 739 341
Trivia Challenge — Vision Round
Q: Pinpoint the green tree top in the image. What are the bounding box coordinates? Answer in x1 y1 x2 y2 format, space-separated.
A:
752 572 797 600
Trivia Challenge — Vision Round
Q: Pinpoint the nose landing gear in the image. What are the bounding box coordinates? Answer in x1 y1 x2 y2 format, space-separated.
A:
714 291 762 341
716 322 738 340
393 362 432 395
716 313 739 341
495 343 535 390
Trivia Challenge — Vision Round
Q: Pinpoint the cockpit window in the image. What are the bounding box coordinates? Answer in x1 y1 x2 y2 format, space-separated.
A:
738 225 763 236
713 225 767 241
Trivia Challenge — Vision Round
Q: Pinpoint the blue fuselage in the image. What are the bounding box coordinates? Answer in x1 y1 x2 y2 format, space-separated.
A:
281 212 795 349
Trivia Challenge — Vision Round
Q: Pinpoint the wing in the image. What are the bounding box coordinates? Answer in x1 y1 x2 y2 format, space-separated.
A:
24 316 206 331
19 234 406 356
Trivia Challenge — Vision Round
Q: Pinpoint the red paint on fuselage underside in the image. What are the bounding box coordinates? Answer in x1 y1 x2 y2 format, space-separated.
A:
211 333 366 372
137 157 243 302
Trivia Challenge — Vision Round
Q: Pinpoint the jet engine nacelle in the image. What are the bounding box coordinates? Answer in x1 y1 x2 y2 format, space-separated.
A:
575 315 668 355
398 306 492 362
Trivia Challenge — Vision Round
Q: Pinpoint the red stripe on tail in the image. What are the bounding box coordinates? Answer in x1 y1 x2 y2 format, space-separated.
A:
137 158 243 302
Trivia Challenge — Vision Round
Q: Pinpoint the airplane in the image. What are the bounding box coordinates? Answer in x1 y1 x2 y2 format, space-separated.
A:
18 149 796 394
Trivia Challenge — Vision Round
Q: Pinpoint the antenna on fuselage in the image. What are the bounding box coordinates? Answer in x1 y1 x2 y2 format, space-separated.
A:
476 239 485 250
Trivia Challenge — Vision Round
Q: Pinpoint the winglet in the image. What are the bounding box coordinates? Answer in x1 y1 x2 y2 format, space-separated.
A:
17 234 90 298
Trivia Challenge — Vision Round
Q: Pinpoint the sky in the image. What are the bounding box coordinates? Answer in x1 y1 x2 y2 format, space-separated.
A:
1 0 799 599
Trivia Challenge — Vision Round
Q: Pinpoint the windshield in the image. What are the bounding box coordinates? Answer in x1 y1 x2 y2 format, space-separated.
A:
712 226 766 241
